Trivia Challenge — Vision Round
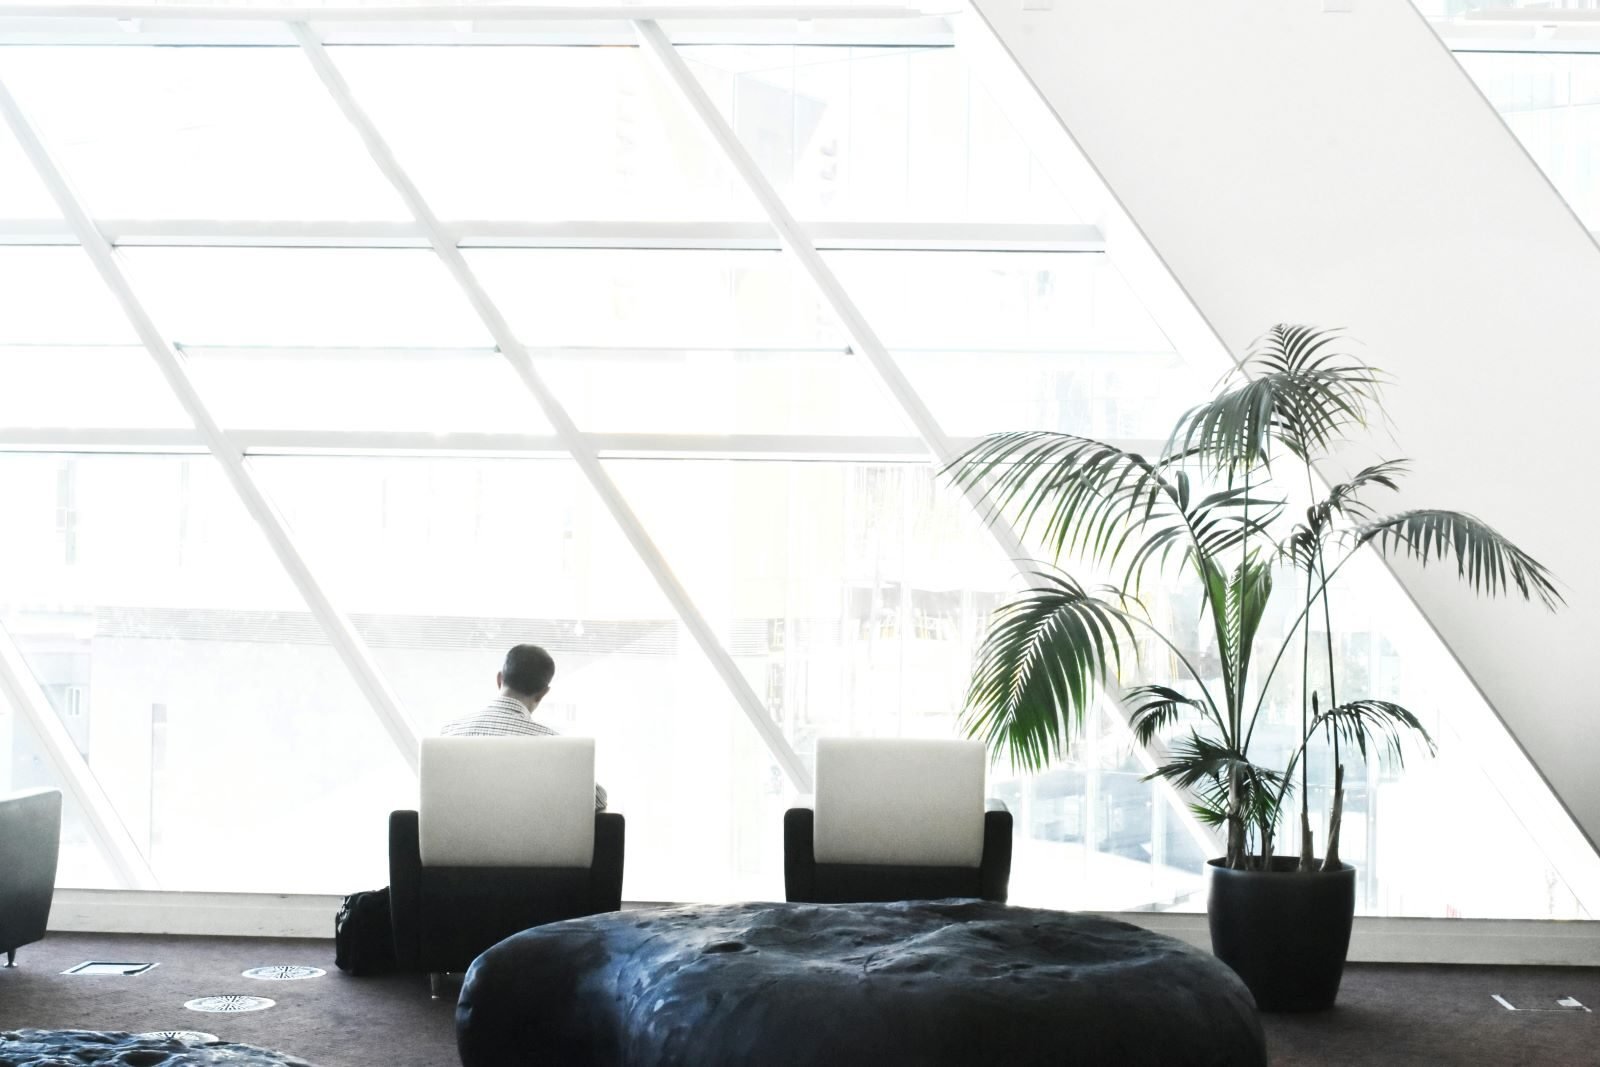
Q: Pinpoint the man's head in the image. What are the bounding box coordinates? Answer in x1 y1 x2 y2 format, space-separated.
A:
497 644 555 708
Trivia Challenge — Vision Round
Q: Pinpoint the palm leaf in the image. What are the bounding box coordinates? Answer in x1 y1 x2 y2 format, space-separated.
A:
1355 509 1563 610
962 570 1138 772
947 431 1278 590
1125 684 1206 746
1149 734 1287 832
946 431 1170 566
1170 324 1382 474
1278 461 1409 572
1310 699 1435 766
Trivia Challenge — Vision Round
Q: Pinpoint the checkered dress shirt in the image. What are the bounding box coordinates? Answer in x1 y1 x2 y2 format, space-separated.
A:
441 695 607 810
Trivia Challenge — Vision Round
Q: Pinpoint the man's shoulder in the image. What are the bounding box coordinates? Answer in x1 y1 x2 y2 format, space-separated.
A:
440 705 559 738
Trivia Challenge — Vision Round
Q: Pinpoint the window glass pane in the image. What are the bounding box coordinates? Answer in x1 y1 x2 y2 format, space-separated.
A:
186 348 547 434
0 347 189 430
0 453 412 893
0 249 136 345
124 249 488 347
830 251 1212 440
1 46 408 220
331 45 761 222
470 249 844 349
683 46 1076 223
1458 51 1600 227
537 347 914 437
0 116 57 218
254 455 796 902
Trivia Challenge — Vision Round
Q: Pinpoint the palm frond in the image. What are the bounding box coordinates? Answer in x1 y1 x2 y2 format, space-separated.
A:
1148 733 1283 791
946 430 1277 589
1310 699 1436 767
1150 735 1287 831
1355 509 1563 610
1279 461 1408 571
962 570 1138 772
1321 460 1408 521
1125 684 1206 746
1169 325 1382 474
946 431 1171 566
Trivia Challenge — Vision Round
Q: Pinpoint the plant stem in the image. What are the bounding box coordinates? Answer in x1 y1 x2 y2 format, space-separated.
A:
1235 463 1251 862
1324 762 1345 870
1317 540 1344 871
1299 463 1319 872
1299 562 1315 872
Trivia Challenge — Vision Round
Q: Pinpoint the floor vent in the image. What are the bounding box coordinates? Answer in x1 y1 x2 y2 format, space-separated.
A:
61 961 158 976
1491 995 1592 1013
184 995 276 1014
242 965 325 981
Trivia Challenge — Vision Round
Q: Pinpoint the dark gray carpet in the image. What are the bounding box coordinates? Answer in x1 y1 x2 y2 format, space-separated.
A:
2 932 1597 1065
1265 961 1600 1066
0 933 455 1067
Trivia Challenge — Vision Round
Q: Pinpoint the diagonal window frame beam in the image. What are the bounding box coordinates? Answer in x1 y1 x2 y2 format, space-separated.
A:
0 619 159 888
289 20 813 793
634 16 1221 861
0 72 422 773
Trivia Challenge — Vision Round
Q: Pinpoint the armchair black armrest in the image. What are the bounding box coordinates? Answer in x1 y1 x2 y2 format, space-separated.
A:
590 813 626 912
389 810 423 971
980 808 1013 904
783 807 817 903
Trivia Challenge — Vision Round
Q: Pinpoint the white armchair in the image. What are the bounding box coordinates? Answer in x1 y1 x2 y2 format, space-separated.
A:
390 738 624 988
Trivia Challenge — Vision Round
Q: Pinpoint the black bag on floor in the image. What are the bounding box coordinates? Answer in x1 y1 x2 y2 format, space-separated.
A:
335 886 396 976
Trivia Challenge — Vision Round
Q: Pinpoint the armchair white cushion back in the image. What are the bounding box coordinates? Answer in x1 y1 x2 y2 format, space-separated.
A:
419 737 596 868
812 738 986 867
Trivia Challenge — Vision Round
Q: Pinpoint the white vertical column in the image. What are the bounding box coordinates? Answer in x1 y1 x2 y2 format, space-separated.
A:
290 22 812 793
0 73 421 772
0 621 158 888
635 17 1219 860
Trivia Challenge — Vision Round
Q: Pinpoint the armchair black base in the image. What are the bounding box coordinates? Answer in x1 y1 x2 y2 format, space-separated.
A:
389 810 624 976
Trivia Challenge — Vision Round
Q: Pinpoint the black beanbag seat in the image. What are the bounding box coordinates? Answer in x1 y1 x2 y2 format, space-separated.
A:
456 899 1265 1067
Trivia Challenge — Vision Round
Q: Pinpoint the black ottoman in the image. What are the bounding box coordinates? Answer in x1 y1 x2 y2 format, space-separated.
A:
457 899 1265 1066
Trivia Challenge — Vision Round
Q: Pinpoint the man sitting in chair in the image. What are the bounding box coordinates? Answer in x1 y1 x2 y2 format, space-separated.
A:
441 643 607 810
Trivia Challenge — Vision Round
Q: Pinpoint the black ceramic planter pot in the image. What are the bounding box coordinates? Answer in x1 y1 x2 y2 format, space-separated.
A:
1207 857 1356 1012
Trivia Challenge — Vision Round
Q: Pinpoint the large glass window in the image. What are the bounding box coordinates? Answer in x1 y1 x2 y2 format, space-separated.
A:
0 28 1592 922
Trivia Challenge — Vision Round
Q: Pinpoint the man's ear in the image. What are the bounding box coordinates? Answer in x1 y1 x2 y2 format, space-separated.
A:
496 671 504 689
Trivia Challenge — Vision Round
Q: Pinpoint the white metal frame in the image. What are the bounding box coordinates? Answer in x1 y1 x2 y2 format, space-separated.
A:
290 19 812 791
0 219 1105 253
0 620 158 888
0 427 949 459
0 69 422 795
0 5 930 21
0 2 1222 887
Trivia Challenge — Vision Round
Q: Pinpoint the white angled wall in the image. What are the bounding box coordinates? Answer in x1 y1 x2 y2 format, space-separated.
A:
967 0 1600 851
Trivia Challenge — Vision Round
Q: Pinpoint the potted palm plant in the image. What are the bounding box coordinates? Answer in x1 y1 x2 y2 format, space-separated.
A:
947 325 1561 1011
